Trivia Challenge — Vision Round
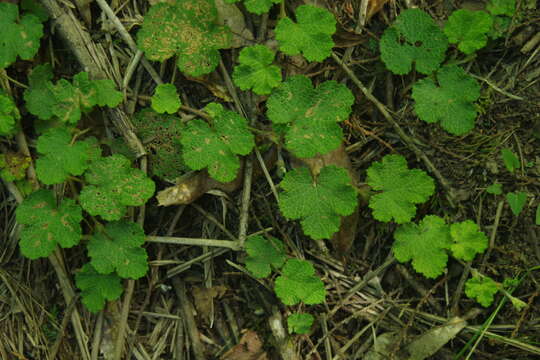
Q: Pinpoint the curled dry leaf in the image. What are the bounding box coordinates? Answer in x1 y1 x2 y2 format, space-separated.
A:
221 330 268 360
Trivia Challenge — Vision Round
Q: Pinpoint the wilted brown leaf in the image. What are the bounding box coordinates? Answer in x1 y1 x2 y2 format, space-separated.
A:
221 330 268 360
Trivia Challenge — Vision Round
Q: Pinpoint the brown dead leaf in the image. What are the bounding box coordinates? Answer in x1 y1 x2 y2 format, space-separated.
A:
221 330 268 360
192 285 227 319
367 0 390 21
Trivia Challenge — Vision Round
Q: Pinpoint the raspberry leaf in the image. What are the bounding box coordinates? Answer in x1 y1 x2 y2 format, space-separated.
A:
278 166 357 240
465 275 499 307
244 236 286 278
151 83 181 114
75 264 124 313
137 0 231 76
266 75 354 158
16 189 83 259
23 64 56 120
367 155 435 224
0 2 44 69
232 45 282 95
392 215 452 278
379 8 448 75
87 221 148 279
274 259 325 305
444 10 493 55
275 5 336 62
79 154 155 221
288 313 314 335
180 103 254 182
449 220 488 261
35 127 101 185
412 65 480 135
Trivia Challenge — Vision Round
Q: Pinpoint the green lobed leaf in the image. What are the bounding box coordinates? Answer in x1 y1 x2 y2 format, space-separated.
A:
21 0 49 22
274 259 325 305
15 189 82 259
24 64 56 120
244 235 286 278
393 215 452 278
151 83 182 114
0 92 21 136
465 275 499 307
501 148 519 173
367 154 435 224
79 154 155 221
266 75 354 158
506 191 527 216
180 102 254 182
132 109 186 180
0 2 44 69
35 127 101 185
278 166 357 240
137 0 231 76
449 220 488 261
412 65 480 135
75 263 124 313
486 182 502 195
232 45 282 95
225 0 281 15
379 8 448 75
487 0 516 16
488 16 512 39
288 313 314 335
275 5 336 62
24 67 123 124
87 220 148 279
444 10 493 55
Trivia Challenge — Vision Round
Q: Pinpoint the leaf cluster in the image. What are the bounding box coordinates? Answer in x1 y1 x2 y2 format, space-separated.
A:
24 65 123 124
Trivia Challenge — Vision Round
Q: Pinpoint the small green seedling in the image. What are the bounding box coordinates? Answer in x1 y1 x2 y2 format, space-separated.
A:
444 9 493 54
486 183 503 195
412 65 480 135
0 2 44 69
0 91 21 136
275 5 336 62
16 189 83 259
244 236 286 278
506 191 527 216
274 258 326 305
79 154 155 221
288 313 314 335
75 264 124 313
366 154 435 224
449 220 488 262
151 83 181 114
86 220 149 279
278 166 358 240
536 204 540 225
379 8 448 75
180 103 254 182
501 148 519 173
225 0 281 15
233 45 282 95
35 127 101 185
266 75 354 158
465 275 499 307
137 0 231 76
